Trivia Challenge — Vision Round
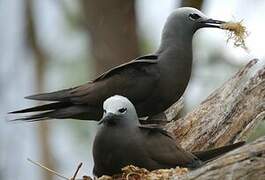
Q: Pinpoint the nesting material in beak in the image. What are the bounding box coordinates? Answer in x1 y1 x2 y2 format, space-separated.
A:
220 20 249 50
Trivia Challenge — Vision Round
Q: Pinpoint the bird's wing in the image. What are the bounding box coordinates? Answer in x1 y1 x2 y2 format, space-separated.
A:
192 141 245 162
69 60 159 105
134 54 158 61
92 54 158 82
24 55 159 105
138 124 173 138
139 126 201 168
10 56 159 121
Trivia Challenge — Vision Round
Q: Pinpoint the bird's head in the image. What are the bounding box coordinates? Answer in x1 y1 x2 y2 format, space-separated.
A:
98 95 139 126
169 7 225 31
160 7 226 50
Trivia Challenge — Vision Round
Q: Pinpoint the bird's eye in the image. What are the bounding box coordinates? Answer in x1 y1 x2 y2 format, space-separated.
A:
189 13 201 21
103 109 106 113
118 108 127 113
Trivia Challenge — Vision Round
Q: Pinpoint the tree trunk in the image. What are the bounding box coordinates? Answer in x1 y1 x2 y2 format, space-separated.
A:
25 1 54 180
165 59 265 151
180 136 265 180
180 0 204 9
81 0 139 74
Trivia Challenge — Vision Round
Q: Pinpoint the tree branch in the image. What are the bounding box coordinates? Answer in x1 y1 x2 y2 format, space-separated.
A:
165 59 265 151
180 136 265 180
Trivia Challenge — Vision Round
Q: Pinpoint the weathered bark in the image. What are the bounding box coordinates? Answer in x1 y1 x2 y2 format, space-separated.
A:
180 136 265 180
165 97 184 121
165 59 265 151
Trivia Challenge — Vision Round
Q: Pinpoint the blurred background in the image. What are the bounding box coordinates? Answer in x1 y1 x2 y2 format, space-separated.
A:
0 0 265 179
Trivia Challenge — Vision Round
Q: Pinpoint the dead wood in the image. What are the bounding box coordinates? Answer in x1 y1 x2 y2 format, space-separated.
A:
180 136 265 180
165 59 265 151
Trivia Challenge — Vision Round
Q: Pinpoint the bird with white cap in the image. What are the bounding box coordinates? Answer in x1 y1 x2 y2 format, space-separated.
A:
93 95 245 177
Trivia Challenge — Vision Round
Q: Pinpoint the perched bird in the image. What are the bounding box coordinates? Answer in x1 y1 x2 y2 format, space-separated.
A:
93 95 245 177
11 7 227 122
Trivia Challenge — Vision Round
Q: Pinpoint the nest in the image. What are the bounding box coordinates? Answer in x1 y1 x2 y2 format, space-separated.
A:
98 165 188 180
220 21 249 50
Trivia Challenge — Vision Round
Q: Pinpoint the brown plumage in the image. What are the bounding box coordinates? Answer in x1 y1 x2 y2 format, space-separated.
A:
10 8 227 122
92 95 245 177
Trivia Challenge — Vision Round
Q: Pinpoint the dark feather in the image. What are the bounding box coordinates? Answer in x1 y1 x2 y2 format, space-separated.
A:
25 88 75 101
92 59 157 82
10 105 101 122
192 141 245 162
11 55 160 121
138 124 173 138
10 111 52 122
9 102 72 113
23 58 157 102
134 54 158 61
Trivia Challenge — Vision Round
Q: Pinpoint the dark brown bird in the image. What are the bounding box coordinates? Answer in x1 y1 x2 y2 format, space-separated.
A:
93 95 245 177
11 7 227 122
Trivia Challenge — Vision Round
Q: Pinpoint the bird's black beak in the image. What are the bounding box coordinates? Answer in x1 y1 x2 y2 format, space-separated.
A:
198 18 226 28
98 112 116 125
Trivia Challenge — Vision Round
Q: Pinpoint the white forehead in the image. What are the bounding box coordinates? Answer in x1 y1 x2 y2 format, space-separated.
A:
103 95 133 111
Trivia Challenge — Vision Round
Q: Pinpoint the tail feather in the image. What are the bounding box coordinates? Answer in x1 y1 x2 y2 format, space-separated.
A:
10 105 101 122
25 88 74 101
193 142 245 162
9 102 72 114
11 111 52 122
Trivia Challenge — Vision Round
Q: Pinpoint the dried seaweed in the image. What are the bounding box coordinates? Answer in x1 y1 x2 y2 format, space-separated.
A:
97 165 188 179
221 20 249 50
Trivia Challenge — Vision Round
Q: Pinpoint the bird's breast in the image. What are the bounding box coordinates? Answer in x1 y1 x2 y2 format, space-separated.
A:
93 127 146 176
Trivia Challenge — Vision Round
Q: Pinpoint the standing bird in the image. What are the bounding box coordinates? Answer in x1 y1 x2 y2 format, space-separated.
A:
11 7 227 121
93 95 245 177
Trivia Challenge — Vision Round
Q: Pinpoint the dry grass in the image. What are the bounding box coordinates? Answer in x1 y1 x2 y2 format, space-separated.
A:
97 165 189 180
221 21 249 50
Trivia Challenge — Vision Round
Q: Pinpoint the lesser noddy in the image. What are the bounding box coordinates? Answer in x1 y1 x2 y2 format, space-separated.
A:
93 95 245 177
11 7 228 121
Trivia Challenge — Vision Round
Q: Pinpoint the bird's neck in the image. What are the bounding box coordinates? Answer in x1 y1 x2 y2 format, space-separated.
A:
98 123 139 137
155 32 194 99
156 32 193 72
157 29 193 54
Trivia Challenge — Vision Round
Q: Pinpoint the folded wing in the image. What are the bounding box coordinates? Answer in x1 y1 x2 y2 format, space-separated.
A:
10 56 159 121
139 126 202 168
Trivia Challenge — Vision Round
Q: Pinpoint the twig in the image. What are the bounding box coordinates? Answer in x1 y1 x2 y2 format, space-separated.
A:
71 163 83 180
27 158 69 180
126 172 141 180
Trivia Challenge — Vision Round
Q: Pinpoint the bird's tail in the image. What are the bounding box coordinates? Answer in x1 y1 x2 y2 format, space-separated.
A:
9 102 101 121
24 88 74 101
192 142 245 162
